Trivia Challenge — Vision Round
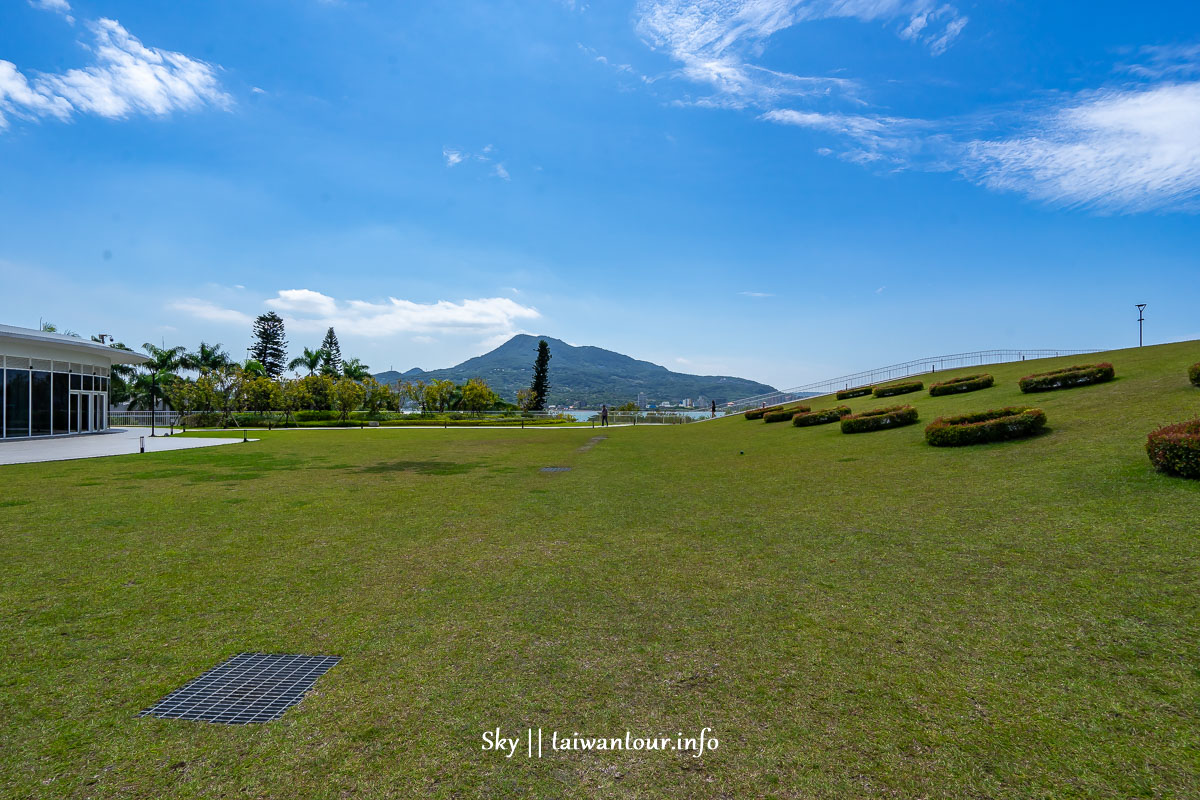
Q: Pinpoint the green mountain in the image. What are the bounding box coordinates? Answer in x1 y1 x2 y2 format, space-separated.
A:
372 334 776 407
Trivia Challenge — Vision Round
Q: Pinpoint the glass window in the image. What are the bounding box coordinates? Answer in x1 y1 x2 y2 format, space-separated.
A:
31 371 51 436
70 373 81 390
70 391 78 433
52 373 69 434
5 369 30 438
83 375 94 391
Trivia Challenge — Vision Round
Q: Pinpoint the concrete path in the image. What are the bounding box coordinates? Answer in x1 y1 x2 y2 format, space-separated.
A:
0 429 251 466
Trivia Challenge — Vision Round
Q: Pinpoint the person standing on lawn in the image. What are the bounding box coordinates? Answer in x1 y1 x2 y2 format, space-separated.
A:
711 400 716 418
601 404 609 426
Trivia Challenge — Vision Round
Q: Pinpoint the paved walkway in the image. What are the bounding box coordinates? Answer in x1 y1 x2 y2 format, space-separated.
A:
0 429 251 466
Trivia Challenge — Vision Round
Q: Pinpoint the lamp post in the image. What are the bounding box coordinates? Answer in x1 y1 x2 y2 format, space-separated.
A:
1136 304 1147 347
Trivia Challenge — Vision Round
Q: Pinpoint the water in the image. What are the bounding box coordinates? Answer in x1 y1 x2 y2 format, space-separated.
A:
557 409 719 422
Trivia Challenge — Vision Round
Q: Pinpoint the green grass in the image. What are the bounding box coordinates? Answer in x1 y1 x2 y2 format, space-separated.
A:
2 341 1199 799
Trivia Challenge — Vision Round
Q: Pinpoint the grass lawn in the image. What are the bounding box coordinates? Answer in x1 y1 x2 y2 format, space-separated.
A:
2 341 1199 798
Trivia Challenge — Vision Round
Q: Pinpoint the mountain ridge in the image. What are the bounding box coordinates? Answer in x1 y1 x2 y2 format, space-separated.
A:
372 334 775 407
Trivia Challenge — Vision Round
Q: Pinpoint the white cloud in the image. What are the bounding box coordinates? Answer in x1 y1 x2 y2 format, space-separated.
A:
260 289 540 338
29 0 73 23
635 0 964 107
739 290 774 297
1120 43 1200 80
0 18 229 130
168 299 253 325
442 147 464 166
959 82 1200 212
492 162 511 181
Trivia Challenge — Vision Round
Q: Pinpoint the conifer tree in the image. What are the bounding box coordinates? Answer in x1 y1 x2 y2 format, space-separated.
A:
319 327 343 376
529 339 551 411
249 312 288 378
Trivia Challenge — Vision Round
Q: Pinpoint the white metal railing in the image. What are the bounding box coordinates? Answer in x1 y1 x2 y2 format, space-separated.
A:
722 348 1099 413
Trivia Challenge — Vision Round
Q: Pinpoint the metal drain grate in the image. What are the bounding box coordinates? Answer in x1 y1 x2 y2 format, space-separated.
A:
139 653 340 724
540 466 572 472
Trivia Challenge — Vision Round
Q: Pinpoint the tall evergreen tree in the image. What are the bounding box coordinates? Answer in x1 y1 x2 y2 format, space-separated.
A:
319 327 343 376
250 312 288 378
529 339 551 411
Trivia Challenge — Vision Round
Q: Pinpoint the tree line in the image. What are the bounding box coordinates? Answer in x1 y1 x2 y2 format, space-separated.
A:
69 311 555 421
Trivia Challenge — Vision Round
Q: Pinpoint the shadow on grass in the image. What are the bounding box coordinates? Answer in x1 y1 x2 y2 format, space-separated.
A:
357 460 480 476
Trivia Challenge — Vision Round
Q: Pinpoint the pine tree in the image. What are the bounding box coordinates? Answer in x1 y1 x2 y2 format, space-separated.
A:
319 327 343 376
529 339 551 411
249 312 289 378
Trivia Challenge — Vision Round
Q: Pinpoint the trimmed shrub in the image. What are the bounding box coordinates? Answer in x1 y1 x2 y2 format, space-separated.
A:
1190 363 1200 387
744 405 783 420
294 409 340 421
840 405 919 434
1018 363 1114 393
792 406 851 427
1146 418 1200 479
929 373 994 397
924 406 1046 447
873 380 924 398
763 404 811 423
836 386 873 400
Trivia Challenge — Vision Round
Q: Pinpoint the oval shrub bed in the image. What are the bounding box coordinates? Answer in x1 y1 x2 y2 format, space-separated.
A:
840 405 919 434
744 405 783 420
792 406 851 427
763 405 811 423
836 386 873 400
1189 363 1200 387
924 406 1046 447
1018 362 1114 393
929 373 994 396
873 380 924 398
1146 418 1200 479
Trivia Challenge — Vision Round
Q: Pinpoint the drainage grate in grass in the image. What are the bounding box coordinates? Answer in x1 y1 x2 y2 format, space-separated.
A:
539 466 572 472
139 653 340 724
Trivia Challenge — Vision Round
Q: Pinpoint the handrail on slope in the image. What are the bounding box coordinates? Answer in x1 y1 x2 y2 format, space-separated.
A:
719 348 1099 414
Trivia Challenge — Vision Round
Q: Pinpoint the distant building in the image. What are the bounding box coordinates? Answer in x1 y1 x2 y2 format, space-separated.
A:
637 392 647 409
682 398 694 408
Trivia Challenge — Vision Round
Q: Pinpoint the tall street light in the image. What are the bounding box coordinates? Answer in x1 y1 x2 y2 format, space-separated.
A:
1136 304 1147 347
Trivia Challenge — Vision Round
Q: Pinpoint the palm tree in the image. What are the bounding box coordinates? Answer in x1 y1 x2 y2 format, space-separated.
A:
241 359 268 378
141 343 188 374
127 369 175 411
288 346 324 376
137 343 186 412
341 357 370 381
184 341 232 374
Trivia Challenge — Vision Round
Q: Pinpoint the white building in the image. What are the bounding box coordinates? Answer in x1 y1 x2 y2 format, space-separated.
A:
1 324 149 439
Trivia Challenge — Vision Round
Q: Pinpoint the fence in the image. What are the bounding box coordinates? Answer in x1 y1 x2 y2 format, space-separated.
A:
105 409 700 429
720 348 1099 414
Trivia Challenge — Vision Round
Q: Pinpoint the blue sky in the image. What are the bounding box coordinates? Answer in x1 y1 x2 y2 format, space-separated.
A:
1 0 1197 390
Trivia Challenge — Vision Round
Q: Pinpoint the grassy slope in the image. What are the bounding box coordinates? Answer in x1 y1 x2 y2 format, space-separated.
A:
1 341 1198 799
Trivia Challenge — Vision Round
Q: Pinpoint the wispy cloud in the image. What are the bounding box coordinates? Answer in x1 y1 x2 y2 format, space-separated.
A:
1119 43 1200 80
0 18 229 130
739 290 774 298
168 299 253 325
635 0 964 108
441 144 511 179
958 82 1200 212
29 0 73 23
261 289 540 338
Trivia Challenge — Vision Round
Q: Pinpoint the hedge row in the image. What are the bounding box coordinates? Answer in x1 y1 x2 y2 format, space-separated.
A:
1190 363 1200 387
873 381 924 398
924 406 1046 447
1019 362 1114 393
744 405 783 420
763 405 811 423
836 387 873 400
1146 418 1200 479
929 373 994 397
840 405 919 434
792 406 851 427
